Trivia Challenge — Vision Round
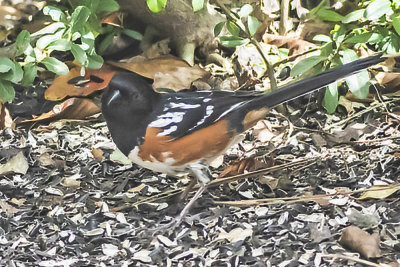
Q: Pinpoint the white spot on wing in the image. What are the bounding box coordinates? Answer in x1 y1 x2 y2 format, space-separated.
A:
217 102 244 120
159 125 178 136
149 112 185 127
170 102 201 109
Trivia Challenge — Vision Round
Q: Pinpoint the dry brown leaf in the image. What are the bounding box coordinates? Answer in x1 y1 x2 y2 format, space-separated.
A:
0 6 24 30
91 148 104 161
45 63 117 101
358 184 400 200
61 177 81 188
108 55 208 91
0 151 29 175
339 226 381 259
0 102 14 130
338 95 367 113
375 72 400 94
128 184 146 193
217 227 253 243
0 200 19 216
344 91 375 103
263 33 316 56
10 198 25 206
20 98 100 124
219 157 271 178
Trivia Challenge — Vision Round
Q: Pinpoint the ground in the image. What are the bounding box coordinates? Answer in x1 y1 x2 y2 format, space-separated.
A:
0 88 400 266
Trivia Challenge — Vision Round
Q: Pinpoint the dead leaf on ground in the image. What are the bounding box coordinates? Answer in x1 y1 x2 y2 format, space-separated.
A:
359 184 400 200
327 121 376 144
0 5 25 30
300 20 333 42
344 91 375 103
91 148 104 161
338 95 366 114
263 33 316 56
217 227 253 243
45 63 117 101
375 72 400 94
110 149 131 165
108 55 208 91
0 103 14 130
0 200 19 216
339 225 381 259
19 98 100 124
219 157 271 178
0 151 29 175
253 120 287 143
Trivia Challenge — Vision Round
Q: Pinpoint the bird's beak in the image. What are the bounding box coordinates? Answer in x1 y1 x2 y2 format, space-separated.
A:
107 90 120 106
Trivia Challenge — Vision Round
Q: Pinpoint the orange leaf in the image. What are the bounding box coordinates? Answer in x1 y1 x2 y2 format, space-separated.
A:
219 157 271 178
19 98 100 123
45 63 117 101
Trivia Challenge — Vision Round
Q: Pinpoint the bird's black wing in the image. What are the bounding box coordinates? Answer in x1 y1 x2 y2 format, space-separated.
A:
147 90 262 139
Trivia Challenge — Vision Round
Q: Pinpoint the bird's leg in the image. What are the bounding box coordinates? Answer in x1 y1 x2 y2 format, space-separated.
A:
175 162 211 223
179 177 197 201
150 163 211 232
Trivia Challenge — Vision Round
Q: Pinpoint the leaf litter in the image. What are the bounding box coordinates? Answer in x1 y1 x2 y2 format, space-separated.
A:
1 93 400 266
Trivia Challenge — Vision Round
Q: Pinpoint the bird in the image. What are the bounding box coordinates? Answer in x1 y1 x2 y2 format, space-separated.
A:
101 54 385 226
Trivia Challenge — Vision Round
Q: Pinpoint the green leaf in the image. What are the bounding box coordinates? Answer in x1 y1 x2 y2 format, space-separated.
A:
341 48 358 63
147 0 167 13
81 31 95 50
324 83 338 113
36 34 60 49
43 6 65 22
238 4 253 18
220 36 249 47
332 24 346 44
98 33 115 54
0 80 15 103
342 9 365 23
320 42 333 57
70 6 91 32
345 32 373 43
22 63 38 86
86 54 104 69
10 62 23 83
71 43 88 64
46 39 71 51
122 29 143 40
317 8 344 22
226 21 240 37
192 0 203 11
364 0 392 20
0 58 14 73
392 13 400 36
214 21 225 37
341 50 370 99
346 71 370 98
291 55 325 77
313 34 332 42
96 0 119 12
382 33 400 54
15 30 30 57
0 61 23 83
41 57 69 75
247 16 259 36
31 22 66 37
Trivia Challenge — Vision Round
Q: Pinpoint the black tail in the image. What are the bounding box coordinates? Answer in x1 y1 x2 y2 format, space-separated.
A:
250 54 385 108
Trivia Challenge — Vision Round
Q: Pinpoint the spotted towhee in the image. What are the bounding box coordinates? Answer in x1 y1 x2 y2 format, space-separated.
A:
101 54 384 225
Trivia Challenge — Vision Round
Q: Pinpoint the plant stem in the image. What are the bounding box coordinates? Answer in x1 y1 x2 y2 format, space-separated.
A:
214 0 277 90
